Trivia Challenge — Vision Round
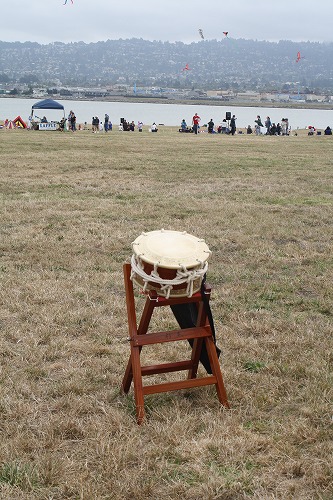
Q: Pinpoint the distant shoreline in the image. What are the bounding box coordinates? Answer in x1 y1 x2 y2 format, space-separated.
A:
1 94 333 111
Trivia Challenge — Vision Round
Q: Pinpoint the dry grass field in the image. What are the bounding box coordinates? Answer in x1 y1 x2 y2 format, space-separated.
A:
0 125 332 499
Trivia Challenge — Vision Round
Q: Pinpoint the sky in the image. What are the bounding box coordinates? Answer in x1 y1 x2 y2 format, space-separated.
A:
0 0 332 45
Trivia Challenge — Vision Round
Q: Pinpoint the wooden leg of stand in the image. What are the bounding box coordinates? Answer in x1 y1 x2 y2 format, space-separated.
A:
121 358 133 394
205 336 230 408
122 297 156 393
187 337 203 379
121 263 157 422
187 301 207 379
130 343 145 424
121 264 137 393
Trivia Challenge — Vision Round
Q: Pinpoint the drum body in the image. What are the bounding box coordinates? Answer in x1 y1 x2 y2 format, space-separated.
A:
130 230 211 298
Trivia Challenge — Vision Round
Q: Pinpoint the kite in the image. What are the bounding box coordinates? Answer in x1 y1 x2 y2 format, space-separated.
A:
63 0 74 4
223 32 229 37
296 51 301 63
198 29 204 40
182 63 191 71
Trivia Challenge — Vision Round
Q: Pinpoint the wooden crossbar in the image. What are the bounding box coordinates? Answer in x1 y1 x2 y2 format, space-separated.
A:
142 376 217 396
132 326 211 346
141 360 193 376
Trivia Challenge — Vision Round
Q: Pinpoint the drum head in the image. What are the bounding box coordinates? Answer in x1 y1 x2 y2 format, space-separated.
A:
132 230 210 269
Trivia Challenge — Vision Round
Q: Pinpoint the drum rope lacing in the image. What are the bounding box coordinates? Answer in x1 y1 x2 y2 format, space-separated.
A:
130 253 209 299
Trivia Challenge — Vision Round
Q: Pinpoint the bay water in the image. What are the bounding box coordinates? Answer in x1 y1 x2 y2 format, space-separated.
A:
0 97 332 130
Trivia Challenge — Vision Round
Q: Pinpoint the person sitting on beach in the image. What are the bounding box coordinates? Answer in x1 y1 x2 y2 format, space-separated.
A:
208 118 215 134
58 118 66 131
221 119 227 134
246 125 253 134
180 119 187 131
151 122 158 132
324 126 332 135
270 123 277 135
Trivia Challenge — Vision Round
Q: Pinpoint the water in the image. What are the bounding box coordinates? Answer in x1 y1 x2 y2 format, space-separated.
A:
0 97 332 130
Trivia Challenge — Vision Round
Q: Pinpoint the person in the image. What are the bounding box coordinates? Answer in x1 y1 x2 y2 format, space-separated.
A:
324 126 332 135
221 118 230 134
104 113 109 132
41 116 48 123
276 123 281 135
246 125 253 134
151 122 158 132
207 118 214 133
129 121 135 131
58 117 66 131
70 111 76 132
281 118 289 136
270 123 277 135
95 116 100 133
180 119 187 131
254 115 263 135
138 120 143 132
265 116 271 135
192 113 201 134
230 115 236 135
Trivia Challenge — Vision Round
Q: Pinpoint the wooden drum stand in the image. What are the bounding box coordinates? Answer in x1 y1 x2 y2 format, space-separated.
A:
121 263 230 424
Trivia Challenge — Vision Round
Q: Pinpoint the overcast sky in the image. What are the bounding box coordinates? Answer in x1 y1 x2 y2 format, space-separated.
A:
1 0 332 45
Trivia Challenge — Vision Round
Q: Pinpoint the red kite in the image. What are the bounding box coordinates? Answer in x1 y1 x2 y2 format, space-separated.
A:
296 51 301 63
223 32 228 37
182 63 191 71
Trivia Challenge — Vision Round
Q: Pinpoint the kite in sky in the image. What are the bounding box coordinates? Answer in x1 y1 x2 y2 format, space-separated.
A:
296 51 301 63
182 63 191 71
223 32 229 37
63 0 74 4
198 29 204 40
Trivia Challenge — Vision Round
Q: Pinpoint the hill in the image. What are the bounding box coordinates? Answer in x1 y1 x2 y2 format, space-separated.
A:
0 38 332 93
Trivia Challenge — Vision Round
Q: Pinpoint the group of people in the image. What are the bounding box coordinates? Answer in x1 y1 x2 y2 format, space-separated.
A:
117 120 157 132
118 119 137 132
246 116 290 135
180 113 238 135
91 114 113 133
178 113 305 137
